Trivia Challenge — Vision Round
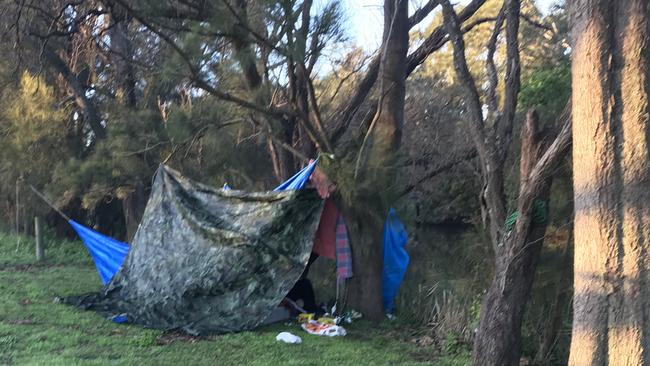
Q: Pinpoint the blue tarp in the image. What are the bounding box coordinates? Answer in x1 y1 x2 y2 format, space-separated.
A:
68 220 129 285
273 159 318 191
382 208 409 313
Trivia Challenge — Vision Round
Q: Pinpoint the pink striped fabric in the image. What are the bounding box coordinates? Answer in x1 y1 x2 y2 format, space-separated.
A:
335 214 353 279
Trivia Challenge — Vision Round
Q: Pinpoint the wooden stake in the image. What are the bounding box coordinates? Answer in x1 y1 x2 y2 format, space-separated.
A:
15 178 20 234
35 217 44 262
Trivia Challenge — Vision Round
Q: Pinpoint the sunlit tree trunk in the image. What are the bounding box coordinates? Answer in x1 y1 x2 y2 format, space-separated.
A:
568 0 650 364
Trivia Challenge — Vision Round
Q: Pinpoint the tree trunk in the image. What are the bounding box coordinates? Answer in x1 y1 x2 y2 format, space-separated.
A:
344 0 408 321
341 201 385 321
108 6 137 108
122 182 147 242
472 187 553 365
35 216 44 262
568 0 650 364
472 110 568 365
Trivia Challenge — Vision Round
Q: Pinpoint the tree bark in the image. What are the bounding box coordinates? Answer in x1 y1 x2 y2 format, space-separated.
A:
122 182 147 242
43 46 106 140
341 201 385 321
108 4 137 108
472 110 567 366
344 0 408 321
107 4 146 238
568 0 650 364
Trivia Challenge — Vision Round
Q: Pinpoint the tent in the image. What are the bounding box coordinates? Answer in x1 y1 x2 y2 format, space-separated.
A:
60 161 408 334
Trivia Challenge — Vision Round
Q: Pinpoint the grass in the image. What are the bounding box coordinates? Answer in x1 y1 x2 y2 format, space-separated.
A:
0 231 470 365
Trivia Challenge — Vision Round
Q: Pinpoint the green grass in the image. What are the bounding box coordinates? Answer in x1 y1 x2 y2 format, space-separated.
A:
0 232 469 365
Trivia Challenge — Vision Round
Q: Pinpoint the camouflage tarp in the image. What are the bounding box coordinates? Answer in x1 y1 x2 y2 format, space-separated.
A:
66 165 324 335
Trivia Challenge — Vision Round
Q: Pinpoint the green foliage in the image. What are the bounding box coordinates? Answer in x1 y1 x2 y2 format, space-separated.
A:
441 332 470 356
519 61 571 122
3 73 68 152
0 73 73 216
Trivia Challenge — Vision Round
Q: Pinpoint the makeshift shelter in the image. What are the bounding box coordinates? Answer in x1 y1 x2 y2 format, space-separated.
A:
65 165 323 334
54 161 408 334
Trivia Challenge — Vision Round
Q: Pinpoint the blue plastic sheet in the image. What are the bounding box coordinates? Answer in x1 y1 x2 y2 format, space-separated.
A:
273 159 318 191
382 208 409 313
68 220 130 285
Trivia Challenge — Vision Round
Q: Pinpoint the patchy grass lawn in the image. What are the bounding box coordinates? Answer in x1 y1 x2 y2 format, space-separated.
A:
0 232 469 365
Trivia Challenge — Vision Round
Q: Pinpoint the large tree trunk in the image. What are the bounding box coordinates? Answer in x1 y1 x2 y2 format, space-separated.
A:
341 201 385 321
344 0 408 321
568 0 650 364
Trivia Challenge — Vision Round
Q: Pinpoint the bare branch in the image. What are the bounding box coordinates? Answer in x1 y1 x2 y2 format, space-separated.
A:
325 56 370 106
485 4 506 115
408 0 440 28
521 13 553 32
406 0 487 75
497 0 521 147
249 116 310 163
526 102 572 195
399 149 477 197
42 46 106 139
331 0 489 145
440 0 486 140
303 66 333 152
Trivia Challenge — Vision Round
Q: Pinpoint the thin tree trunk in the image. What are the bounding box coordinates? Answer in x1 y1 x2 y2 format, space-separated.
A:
108 7 137 108
473 111 558 365
473 202 551 365
568 0 650 364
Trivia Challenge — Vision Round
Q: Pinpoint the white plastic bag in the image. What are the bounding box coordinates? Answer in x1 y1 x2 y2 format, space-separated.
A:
276 332 302 344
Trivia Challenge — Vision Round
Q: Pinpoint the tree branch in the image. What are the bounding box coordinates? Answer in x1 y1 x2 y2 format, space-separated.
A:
440 0 487 156
485 4 506 115
42 45 106 139
406 0 487 75
510 102 571 255
496 0 521 150
399 149 477 197
526 102 572 196
330 0 488 145
408 0 440 28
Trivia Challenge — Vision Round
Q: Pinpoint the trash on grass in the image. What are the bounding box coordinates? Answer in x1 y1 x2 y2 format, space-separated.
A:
301 320 347 337
276 332 302 344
